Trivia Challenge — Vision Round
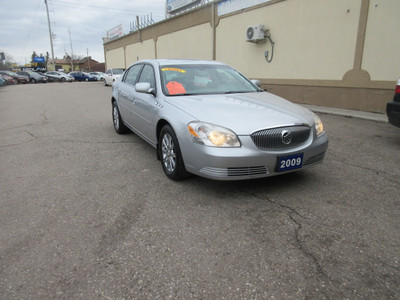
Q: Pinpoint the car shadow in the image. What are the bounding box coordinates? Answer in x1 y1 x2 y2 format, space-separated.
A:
185 170 312 198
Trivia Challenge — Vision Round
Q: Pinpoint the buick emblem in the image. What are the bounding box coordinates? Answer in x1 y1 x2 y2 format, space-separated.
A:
281 130 292 145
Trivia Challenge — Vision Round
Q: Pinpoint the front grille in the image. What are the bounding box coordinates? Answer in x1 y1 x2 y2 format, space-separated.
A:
200 166 268 177
251 126 311 150
227 166 268 177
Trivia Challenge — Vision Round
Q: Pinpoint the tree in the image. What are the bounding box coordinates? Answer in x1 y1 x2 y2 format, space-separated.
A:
31 51 38 63
0 52 15 70
63 52 84 71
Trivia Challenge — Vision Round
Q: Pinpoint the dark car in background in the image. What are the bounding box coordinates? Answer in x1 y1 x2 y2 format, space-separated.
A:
69 71 96 81
0 71 29 84
0 74 16 85
0 75 7 86
17 71 48 83
387 78 400 128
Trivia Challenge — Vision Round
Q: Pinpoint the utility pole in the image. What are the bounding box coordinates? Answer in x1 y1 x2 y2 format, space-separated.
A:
87 48 90 72
44 0 55 70
69 28 74 71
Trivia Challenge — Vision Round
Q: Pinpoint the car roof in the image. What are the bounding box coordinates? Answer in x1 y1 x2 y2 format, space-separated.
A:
134 59 228 67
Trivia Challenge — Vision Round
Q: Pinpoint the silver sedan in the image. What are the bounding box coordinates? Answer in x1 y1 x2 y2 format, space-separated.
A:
111 59 328 180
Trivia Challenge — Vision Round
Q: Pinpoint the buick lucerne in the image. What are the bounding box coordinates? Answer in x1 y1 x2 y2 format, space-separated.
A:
111 59 328 181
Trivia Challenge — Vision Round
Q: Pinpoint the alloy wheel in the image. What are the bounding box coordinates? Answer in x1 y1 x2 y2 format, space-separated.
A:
161 133 176 173
113 106 119 130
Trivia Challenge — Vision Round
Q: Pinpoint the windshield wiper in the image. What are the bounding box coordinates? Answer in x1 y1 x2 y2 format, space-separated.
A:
169 93 199 96
223 91 251 94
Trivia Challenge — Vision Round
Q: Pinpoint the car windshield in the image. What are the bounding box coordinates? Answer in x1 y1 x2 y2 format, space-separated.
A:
160 64 259 96
112 69 125 75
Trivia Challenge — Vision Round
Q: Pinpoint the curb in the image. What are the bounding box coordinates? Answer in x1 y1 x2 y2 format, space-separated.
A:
301 104 388 124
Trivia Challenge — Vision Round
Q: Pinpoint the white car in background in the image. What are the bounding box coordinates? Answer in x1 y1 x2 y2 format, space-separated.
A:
44 71 75 82
104 68 125 86
89 72 105 81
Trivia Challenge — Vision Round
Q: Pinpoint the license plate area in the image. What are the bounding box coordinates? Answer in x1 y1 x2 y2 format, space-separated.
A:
277 153 304 172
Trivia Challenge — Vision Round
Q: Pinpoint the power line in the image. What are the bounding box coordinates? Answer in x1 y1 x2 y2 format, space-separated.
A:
51 0 164 18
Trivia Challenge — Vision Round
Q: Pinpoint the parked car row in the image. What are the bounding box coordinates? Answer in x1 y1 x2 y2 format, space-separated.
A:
0 70 107 86
17 71 48 83
0 70 30 84
0 74 17 86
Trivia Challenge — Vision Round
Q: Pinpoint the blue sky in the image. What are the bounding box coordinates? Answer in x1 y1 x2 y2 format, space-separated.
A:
0 0 166 65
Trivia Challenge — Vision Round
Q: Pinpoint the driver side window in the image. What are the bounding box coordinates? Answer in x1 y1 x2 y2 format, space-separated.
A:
137 65 156 89
123 64 142 86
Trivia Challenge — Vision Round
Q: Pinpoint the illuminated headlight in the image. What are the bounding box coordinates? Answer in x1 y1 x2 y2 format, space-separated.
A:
313 113 325 136
187 122 240 147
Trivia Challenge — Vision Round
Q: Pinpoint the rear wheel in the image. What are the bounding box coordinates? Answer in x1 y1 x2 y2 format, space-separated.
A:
159 125 191 180
31 78 37 83
112 101 129 134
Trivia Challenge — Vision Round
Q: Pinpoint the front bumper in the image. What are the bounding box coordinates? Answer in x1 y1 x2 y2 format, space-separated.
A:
387 100 400 128
182 132 329 181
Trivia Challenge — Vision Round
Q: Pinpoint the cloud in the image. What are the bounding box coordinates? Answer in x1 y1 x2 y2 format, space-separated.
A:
0 0 166 65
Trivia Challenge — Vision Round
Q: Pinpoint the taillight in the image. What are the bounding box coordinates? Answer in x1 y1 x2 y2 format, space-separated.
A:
395 84 400 95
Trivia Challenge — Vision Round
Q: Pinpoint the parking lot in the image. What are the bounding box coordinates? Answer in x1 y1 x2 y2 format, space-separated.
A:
1 82 399 299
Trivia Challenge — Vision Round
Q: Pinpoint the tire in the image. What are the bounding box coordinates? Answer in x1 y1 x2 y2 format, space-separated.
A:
112 101 129 134
31 78 37 83
85 78 89 82
159 125 191 180
104 80 108 86
61 77 66 82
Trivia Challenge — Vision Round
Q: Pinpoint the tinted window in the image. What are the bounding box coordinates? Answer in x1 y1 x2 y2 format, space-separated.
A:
138 65 155 89
123 64 142 86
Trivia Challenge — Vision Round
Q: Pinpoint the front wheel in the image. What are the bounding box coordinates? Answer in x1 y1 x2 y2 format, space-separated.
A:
159 125 191 181
112 101 129 134
61 77 66 82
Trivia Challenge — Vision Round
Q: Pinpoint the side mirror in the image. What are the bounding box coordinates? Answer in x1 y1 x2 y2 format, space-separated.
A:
135 82 156 96
251 79 261 87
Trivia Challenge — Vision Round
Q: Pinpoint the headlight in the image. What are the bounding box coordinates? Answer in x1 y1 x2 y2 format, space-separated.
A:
187 122 240 147
313 113 325 136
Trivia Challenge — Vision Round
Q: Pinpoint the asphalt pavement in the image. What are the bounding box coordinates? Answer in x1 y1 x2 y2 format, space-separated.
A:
0 82 399 299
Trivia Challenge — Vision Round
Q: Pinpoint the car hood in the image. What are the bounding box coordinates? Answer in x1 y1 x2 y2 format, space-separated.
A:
164 92 315 134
